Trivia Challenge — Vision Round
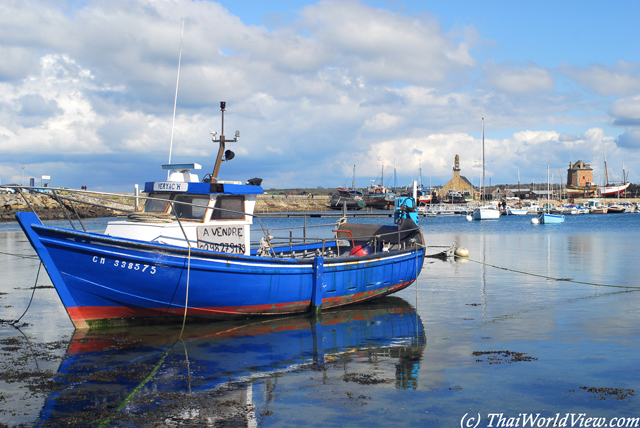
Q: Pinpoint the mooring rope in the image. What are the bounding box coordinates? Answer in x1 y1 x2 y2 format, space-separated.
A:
9 262 42 326
0 250 39 260
464 257 640 290
179 244 191 340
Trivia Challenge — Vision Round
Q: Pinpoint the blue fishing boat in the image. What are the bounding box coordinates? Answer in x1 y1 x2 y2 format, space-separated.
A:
15 102 425 329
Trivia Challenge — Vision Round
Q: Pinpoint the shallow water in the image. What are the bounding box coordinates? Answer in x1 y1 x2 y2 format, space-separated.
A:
1 213 639 427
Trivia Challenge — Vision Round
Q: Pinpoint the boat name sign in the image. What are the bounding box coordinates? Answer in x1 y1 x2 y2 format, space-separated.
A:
197 225 246 254
153 182 188 192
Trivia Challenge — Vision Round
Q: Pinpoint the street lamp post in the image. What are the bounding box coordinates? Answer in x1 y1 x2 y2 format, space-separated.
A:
21 165 25 186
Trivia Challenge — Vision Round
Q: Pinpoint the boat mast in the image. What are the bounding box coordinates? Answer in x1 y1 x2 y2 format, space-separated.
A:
482 116 485 203
393 159 397 191
352 164 356 189
210 102 239 183
603 149 610 186
167 20 185 180
547 166 550 213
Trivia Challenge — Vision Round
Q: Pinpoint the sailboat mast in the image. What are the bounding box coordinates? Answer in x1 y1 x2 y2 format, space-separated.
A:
482 116 485 203
393 159 397 190
352 164 355 189
547 166 550 213
603 150 610 185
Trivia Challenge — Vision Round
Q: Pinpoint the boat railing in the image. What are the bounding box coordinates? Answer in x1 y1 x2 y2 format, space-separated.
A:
255 223 423 258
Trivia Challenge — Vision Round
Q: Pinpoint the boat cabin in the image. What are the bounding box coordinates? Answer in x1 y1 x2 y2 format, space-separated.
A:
104 163 263 255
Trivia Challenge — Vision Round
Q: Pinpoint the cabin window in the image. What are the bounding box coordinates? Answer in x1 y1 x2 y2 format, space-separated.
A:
213 196 245 220
144 193 171 213
171 196 211 220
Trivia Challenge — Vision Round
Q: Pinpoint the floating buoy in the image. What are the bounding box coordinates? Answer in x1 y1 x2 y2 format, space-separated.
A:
455 246 469 258
466 215 473 221
531 217 539 224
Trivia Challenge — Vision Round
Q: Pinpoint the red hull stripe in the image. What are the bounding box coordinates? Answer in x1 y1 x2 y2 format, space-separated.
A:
66 281 414 326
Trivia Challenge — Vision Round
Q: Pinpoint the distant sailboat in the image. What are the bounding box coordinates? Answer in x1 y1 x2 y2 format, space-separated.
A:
539 166 564 224
472 116 500 220
599 150 630 197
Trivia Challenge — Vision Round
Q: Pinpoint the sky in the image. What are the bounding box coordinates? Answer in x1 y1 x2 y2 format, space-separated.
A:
2 0 640 192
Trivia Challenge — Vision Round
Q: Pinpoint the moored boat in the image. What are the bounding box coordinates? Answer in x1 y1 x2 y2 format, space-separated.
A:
472 205 501 220
599 150 630 197
586 199 608 214
537 166 564 224
606 204 626 214
507 205 528 215
327 194 366 210
472 116 501 221
363 176 395 209
15 103 425 330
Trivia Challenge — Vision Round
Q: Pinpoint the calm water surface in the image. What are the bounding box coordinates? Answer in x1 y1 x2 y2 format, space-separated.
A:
1 214 639 427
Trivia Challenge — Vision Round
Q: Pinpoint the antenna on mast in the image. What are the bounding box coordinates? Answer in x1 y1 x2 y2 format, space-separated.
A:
209 102 239 183
167 20 185 179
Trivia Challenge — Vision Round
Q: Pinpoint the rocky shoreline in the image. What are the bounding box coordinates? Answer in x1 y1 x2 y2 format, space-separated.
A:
254 194 335 213
0 193 339 222
0 192 122 222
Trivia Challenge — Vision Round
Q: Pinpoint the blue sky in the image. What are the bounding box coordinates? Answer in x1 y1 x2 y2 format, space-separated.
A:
1 0 640 192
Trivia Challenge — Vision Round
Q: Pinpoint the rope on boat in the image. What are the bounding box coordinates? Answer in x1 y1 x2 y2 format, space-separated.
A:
126 212 174 223
179 244 191 340
464 257 640 290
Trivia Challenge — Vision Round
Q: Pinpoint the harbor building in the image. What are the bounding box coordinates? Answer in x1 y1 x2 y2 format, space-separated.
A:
440 155 476 201
567 160 593 187
566 160 598 198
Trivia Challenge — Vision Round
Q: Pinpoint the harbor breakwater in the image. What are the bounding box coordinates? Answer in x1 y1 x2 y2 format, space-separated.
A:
0 193 337 222
0 192 118 221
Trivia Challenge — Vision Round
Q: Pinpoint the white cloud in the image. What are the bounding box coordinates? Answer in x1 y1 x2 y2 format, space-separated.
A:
561 61 640 97
299 0 477 85
484 62 554 95
363 112 402 131
0 0 635 189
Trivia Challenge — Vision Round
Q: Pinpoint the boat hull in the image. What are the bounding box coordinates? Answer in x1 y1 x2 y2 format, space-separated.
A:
599 182 630 197
327 195 365 210
17 212 424 329
507 208 528 215
540 213 565 224
472 207 501 220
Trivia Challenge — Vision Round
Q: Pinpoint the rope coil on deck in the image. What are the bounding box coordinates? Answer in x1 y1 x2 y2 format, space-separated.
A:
126 212 174 223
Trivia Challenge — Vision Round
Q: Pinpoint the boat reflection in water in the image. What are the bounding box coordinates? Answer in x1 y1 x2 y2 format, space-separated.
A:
39 297 425 426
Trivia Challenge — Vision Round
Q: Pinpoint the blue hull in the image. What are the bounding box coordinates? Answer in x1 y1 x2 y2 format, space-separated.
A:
16 212 425 328
540 213 565 224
